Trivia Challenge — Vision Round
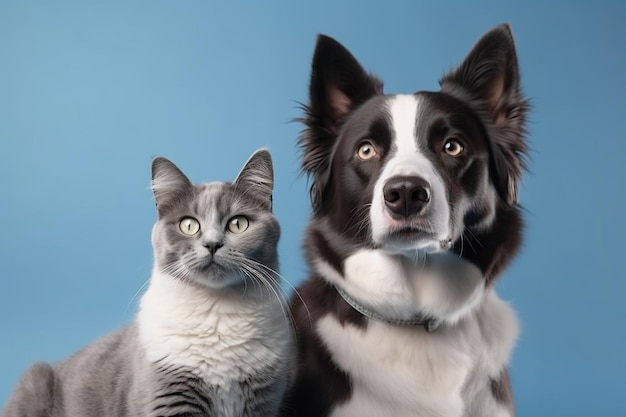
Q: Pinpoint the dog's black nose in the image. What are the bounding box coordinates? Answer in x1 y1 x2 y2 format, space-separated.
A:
383 176 431 217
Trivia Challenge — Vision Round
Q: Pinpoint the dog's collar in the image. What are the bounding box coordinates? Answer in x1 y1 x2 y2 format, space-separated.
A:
334 285 441 332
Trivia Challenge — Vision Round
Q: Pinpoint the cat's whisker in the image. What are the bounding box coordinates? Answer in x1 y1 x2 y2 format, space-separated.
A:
241 260 294 305
161 260 181 274
245 259 313 327
247 273 300 336
161 261 189 282
240 263 278 301
240 264 290 325
240 265 267 298
238 269 250 296
223 249 272 294
124 278 151 317
239 262 296 330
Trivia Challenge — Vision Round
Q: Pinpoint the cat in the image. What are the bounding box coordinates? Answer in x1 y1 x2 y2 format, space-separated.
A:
2 149 293 417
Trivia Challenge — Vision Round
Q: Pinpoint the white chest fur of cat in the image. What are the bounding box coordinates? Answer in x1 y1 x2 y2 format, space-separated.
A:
1 149 292 417
139 269 291 415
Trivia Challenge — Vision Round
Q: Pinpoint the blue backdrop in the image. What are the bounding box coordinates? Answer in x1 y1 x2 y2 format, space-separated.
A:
1 1 624 415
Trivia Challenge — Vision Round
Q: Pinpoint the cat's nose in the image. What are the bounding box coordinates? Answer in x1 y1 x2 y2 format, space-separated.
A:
203 241 224 255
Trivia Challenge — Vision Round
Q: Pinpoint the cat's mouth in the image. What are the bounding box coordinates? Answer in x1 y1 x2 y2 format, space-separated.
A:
196 257 237 280
188 259 247 290
198 258 221 272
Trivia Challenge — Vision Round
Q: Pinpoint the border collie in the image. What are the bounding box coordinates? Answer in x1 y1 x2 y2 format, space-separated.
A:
283 24 529 417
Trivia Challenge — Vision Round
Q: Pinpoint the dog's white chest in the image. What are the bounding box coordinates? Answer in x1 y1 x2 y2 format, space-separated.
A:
316 290 519 417
317 315 474 417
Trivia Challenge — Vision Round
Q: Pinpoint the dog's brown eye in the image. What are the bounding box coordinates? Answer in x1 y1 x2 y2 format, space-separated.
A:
443 139 464 157
357 142 377 160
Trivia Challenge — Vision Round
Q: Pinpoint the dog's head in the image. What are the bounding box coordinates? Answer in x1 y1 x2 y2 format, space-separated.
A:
299 24 529 260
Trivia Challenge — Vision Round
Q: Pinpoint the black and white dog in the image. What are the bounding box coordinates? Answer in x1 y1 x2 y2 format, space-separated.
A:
283 24 529 417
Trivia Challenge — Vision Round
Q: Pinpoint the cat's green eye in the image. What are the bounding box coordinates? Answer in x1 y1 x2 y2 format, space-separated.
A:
179 217 200 235
227 215 249 234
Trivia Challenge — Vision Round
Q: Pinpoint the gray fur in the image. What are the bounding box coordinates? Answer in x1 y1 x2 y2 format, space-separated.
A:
2 149 292 417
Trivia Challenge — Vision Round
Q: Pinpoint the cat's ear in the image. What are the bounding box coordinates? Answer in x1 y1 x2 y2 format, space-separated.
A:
151 157 194 215
233 149 274 210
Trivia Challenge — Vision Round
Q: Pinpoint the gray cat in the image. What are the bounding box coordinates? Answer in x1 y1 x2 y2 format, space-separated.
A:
2 149 292 417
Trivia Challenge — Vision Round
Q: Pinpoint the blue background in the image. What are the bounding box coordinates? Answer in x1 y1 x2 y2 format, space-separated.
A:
1 1 624 415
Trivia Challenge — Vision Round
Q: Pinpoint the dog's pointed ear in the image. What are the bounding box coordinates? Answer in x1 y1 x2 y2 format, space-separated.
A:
300 34 384 212
308 35 383 133
440 24 529 206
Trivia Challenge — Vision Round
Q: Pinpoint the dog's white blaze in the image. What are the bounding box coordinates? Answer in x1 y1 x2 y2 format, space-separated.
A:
370 95 450 252
390 94 420 155
316 290 518 417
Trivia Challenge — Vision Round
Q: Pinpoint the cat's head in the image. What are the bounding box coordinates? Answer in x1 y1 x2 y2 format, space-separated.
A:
150 149 280 291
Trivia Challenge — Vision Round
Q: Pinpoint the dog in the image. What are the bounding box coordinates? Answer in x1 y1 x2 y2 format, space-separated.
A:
282 24 529 417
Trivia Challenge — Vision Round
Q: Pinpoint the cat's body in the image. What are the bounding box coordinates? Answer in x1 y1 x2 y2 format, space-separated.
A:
2 149 292 417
